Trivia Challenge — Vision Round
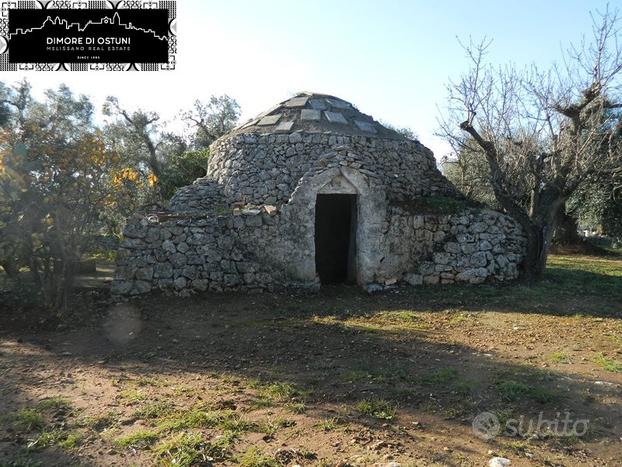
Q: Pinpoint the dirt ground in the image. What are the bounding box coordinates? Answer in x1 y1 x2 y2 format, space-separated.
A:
0 255 621 466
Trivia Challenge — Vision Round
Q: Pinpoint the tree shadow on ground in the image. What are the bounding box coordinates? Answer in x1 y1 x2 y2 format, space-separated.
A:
4 290 620 448
1 255 621 463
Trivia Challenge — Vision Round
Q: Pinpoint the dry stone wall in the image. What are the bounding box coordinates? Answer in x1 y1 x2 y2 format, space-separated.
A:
203 133 454 206
379 208 526 286
112 205 526 296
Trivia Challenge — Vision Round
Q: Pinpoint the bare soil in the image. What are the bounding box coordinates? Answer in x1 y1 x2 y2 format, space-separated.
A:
0 255 621 466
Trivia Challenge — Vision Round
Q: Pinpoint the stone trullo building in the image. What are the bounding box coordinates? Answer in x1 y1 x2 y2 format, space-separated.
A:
112 92 527 296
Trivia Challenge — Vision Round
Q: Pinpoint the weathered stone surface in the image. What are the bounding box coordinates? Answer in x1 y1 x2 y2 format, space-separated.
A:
135 267 154 281
174 276 187 289
154 263 173 278
162 240 176 254
112 94 527 297
324 111 348 124
133 280 151 294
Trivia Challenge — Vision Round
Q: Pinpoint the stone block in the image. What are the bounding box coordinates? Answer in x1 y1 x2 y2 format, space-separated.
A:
174 276 187 289
470 251 488 267
133 280 151 294
423 274 440 285
135 267 154 281
405 273 423 286
154 263 173 278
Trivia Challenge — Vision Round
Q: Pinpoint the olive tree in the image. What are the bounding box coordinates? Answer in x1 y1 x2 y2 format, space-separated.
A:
439 8 622 280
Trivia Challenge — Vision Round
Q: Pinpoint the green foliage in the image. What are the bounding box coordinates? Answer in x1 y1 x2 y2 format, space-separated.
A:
0 81 153 310
183 95 241 150
159 150 210 198
601 198 622 240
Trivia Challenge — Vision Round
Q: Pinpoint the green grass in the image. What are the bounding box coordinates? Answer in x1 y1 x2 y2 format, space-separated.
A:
28 429 82 450
285 402 307 414
237 447 279 467
314 417 341 432
256 418 295 437
355 399 397 420
114 430 159 449
155 432 231 466
117 388 148 404
11 409 45 432
134 401 175 420
35 397 71 412
405 254 622 316
0 452 43 467
448 313 470 325
544 255 622 304
156 407 254 435
593 353 622 372
250 380 309 408
496 380 557 404
423 367 459 385
313 311 429 333
78 411 119 432
549 351 571 364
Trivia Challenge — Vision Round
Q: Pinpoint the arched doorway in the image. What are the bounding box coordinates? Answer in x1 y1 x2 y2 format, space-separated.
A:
314 193 357 284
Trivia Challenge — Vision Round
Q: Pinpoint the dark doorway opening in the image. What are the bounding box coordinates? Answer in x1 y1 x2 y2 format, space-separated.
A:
315 194 357 284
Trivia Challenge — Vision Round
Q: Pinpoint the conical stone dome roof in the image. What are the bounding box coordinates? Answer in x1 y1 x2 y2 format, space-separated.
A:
171 91 458 211
231 92 406 140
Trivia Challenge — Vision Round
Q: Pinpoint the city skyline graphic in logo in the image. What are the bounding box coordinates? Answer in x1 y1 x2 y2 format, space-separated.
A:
0 1 177 72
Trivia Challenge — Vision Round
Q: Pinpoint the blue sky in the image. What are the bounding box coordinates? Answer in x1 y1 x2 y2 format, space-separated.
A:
2 0 614 158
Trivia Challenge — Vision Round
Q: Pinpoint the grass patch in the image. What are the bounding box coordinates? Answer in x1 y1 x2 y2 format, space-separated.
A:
35 397 72 412
496 380 557 404
114 430 159 449
12 409 45 432
0 451 43 467
448 313 472 325
549 351 571 364
341 365 409 385
78 411 119 432
285 402 307 414
28 429 81 450
423 367 459 385
157 407 254 435
237 447 279 467
134 401 175 420
314 417 342 432
250 380 308 408
314 311 429 333
256 418 295 437
155 432 231 466
593 353 622 372
356 399 397 420
117 388 147 404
